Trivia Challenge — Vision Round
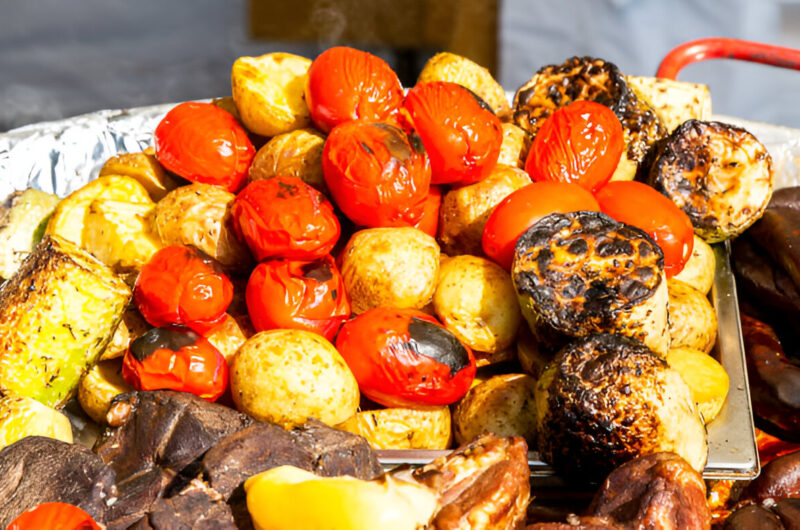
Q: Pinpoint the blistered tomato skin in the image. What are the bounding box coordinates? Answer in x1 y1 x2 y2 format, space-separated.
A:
232 176 341 261
525 100 624 193
246 255 350 341
414 185 442 237
122 327 229 402
323 121 431 227
404 81 503 186
7 502 101 530
134 245 233 334
482 181 601 270
154 101 255 193
335 307 476 407
596 181 694 277
306 46 405 133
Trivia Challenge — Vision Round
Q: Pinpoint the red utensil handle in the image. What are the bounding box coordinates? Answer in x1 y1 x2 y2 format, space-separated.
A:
657 37 800 80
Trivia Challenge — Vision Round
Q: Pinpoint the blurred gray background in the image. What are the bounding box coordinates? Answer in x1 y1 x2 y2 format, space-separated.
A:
3 0 800 132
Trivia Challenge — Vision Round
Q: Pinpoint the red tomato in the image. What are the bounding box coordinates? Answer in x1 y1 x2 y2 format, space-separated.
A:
482 181 601 270
134 245 233 334
335 307 476 407
525 100 624 193
246 255 350 341
154 102 255 192
306 46 404 133
323 121 430 227
414 185 442 237
232 176 340 261
403 81 502 185
595 181 694 277
7 503 101 530
122 327 229 401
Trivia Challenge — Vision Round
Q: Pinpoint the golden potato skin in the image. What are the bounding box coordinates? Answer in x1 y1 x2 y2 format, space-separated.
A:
667 347 729 424
668 278 717 354
248 128 326 192
497 123 531 169
232 52 312 137
231 329 359 428
418 52 511 119
453 373 537 446
433 255 521 354
516 323 551 378
154 183 253 273
438 164 531 256
342 227 440 314
204 313 254 365
673 234 715 295
99 152 178 201
337 405 451 450
100 307 150 361
78 358 133 424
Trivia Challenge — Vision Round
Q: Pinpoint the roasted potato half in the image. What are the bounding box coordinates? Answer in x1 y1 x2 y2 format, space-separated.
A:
667 347 729 424
154 183 253 273
433 255 521 355
337 405 451 450
78 358 133 424
668 278 717 354
232 52 312 137
438 164 530 256
673 234 715 295
341 227 440 314
248 128 326 192
0 395 72 449
418 52 511 118
453 373 537 446
497 123 531 169
99 151 178 201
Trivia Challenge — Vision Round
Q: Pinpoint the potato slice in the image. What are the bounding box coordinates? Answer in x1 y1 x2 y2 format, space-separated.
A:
667 347 729 423
0 395 72 449
83 199 161 272
668 278 717 354
99 152 178 201
232 53 312 137
337 405 451 450
78 358 133 424
673 234 715 295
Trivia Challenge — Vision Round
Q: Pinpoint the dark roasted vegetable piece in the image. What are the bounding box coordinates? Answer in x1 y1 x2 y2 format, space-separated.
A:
748 208 800 292
649 120 773 243
774 498 800 529
740 314 800 439
512 211 669 356
739 449 800 504
724 505 784 529
733 234 800 314
0 436 116 528
535 334 706 480
130 479 236 530
527 519 620 530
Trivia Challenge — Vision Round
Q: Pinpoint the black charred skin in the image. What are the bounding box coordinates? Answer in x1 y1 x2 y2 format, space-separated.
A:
372 122 413 161
300 259 333 283
130 327 199 362
406 318 470 376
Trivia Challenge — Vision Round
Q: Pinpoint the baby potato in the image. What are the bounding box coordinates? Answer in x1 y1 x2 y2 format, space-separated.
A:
154 183 253 273
78 358 133 424
205 313 254 365
232 52 312 137
438 164 531 256
667 347 729 424
100 307 150 361
668 278 718 353
516 324 551 378
498 123 531 169
433 255 521 355
474 346 517 368
99 151 178 201
418 52 511 119
248 129 326 192
231 329 359 428
342 227 440 314
337 405 451 450
673 234 715 295
452 373 537 446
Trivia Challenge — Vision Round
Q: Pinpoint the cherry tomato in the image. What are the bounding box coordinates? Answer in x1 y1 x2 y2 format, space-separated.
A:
323 121 430 227
414 185 442 237
525 100 624 193
595 181 694 277
246 255 350 341
122 327 228 401
482 181 601 270
154 101 255 193
7 502 101 530
134 245 233 334
232 176 340 261
403 81 502 185
305 46 404 133
335 307 476 407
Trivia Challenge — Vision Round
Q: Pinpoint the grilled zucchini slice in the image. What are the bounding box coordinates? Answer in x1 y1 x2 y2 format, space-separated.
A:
0 188 59 280
0 235 131 408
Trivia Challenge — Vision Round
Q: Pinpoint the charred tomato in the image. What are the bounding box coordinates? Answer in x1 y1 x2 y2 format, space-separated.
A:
134 245 233 334
7 502 101 530
335 307 476 407
403 81 502 185
246 255 350 341
154 101 255 193
305 46 404 133
232 175 340 261
525 100 624 193
414 185 442 237
122 327 228 401
322 121 431 227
